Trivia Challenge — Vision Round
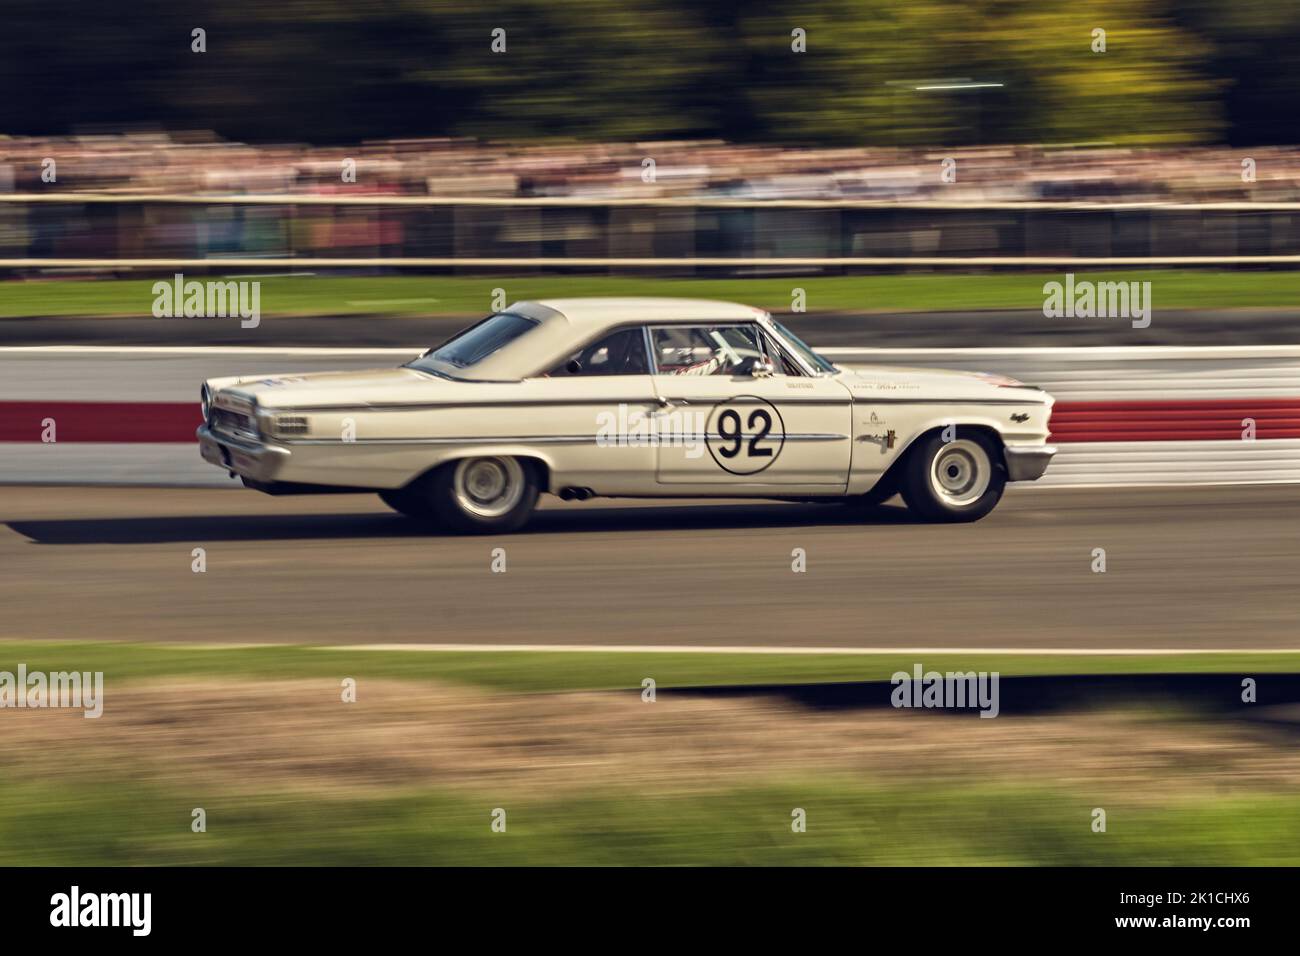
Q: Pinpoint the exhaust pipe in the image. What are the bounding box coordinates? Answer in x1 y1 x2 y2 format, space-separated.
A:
558 486 594 501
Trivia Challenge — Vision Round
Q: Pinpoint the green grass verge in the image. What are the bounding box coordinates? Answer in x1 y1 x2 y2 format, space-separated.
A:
3 642 1293 864
2 775 1294 865
0 641 1295 693
5 270 1299 318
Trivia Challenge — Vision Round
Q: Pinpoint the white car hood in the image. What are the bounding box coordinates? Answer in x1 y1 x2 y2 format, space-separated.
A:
837 365 1046 401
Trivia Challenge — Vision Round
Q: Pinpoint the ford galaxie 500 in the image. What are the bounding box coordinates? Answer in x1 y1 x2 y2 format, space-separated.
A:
198 298 1055 532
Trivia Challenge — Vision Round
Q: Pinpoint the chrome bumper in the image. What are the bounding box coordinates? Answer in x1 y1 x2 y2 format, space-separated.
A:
197 425 290 482
1003 445 1057 482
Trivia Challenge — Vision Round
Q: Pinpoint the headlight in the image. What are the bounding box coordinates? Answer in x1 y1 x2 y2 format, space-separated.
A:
200 384 212 422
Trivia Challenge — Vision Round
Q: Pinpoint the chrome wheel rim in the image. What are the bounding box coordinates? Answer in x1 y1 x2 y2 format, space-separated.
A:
453 457 525 518
930 439 990 507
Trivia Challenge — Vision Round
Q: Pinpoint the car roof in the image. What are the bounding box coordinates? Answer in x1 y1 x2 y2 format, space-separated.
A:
526 297 769 328
426 297 771 381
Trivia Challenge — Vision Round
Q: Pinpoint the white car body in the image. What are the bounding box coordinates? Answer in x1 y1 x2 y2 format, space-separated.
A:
197 298 1055 527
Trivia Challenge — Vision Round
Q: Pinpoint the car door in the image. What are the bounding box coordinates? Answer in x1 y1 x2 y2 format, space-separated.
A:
521 325 661 495
648 322 853 491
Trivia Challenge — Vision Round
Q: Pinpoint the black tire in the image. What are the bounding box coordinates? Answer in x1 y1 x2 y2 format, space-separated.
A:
378 487 433 520
898 429 1006 522
840 475 898 512
409 456 540 534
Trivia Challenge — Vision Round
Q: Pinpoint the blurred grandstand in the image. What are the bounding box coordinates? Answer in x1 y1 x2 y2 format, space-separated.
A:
2 134 1297 202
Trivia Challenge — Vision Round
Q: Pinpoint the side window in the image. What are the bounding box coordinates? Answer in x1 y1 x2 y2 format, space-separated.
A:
651 325 767 376
761 331 803 376
547 327 649 377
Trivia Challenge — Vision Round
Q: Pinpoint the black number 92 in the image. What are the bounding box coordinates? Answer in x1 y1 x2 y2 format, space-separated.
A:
716 408 774 458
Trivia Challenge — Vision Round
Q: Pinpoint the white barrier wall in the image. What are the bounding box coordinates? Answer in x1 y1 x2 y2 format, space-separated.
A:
2 345 1298 488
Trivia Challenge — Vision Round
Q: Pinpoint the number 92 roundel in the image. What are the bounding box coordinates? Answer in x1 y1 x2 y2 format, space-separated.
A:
705 397 786 475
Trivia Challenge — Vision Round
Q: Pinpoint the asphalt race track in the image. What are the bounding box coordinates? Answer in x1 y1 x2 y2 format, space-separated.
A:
3 484 1296 649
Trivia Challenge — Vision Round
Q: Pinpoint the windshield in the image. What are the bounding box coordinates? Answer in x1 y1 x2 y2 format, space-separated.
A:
769 319 837 374
408 312 539 373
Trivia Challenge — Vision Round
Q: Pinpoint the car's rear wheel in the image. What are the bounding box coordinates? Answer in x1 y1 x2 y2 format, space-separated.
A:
899 429 1006 522
411 456 540 533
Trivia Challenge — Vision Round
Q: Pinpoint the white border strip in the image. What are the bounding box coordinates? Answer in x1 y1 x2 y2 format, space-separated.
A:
4 193 1300 212
7 255 1300 267
0 345 423 356
6 344 1300 359
320 643 1298 655
820 345 1300 359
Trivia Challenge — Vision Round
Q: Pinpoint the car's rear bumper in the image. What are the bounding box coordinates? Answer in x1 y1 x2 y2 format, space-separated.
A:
197 425 290 482
1003 444 1057 481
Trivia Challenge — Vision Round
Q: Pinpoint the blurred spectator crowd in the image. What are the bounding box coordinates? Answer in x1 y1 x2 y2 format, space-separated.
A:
1 133 1296 203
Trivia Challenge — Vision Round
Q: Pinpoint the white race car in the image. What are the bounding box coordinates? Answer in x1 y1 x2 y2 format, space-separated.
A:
198 298 1056 532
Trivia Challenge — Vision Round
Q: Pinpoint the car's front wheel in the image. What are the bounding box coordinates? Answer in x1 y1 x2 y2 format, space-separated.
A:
409 456 540 533
899 429 1006 522
378 487 431 520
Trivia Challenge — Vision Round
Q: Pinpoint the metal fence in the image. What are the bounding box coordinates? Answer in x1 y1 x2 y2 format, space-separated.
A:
2 195 1299 270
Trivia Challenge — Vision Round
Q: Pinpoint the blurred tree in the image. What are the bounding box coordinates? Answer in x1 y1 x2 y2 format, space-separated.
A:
736 0 1223 145
1177 0 1300 145
0 0 1266 146
990 0 1224 145
407 0 725 141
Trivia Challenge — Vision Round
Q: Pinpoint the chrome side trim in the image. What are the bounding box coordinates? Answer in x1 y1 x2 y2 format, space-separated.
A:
278 397 851 413
853 397 1052 406
283 433 848 446
283 398 661 413
661 396 849 406
281 396 1047 413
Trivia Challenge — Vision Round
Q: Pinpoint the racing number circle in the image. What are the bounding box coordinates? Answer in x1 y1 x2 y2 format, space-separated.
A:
706 397 786 475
